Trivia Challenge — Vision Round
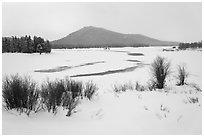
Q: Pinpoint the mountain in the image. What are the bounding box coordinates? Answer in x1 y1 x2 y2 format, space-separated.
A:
51 26 179 48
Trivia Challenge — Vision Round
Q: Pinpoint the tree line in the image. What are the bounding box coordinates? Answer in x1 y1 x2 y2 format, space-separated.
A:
178 41 202 50
2 35 52 53
51 43 150 49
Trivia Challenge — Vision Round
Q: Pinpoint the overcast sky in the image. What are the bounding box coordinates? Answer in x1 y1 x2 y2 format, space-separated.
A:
2 2 202 42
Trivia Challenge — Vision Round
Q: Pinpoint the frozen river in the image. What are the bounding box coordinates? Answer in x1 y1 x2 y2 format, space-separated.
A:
2 47 202 90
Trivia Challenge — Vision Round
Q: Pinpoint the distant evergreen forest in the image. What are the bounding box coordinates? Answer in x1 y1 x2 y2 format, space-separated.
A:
178 41 202 50
2 36 51 53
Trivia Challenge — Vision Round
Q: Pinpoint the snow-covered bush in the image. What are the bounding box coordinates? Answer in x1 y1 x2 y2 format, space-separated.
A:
2 74 39 115
150 56 171 89
84 81 98 100
41 79 66 114
177 64 189 86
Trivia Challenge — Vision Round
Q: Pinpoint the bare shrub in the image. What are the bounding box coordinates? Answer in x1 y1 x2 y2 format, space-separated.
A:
147 79 157 91
150 56 171 89
135 81 145 91
84 81 98 100
41 79 66 114
113 82 134 93
2 74 39 116
126 81 134 90
120 84 128 92
61 91 79 116
112 84 128 93
188 97 199 104
64 78 83 99
41 77 83 115
113 84 121 93
188 83 202 92
184 97 199 104
176 64 189 86
2 74 92 116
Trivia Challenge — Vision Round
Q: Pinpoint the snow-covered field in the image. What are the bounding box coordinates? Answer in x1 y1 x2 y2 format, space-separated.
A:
2 47 202 134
